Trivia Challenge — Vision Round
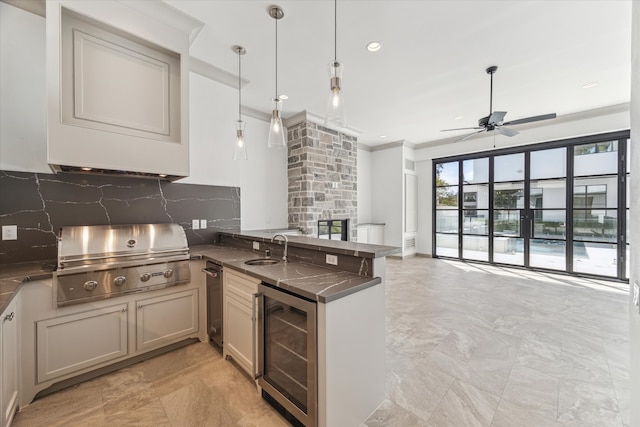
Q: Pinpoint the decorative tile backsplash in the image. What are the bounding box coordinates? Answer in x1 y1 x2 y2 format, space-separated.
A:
0 171 240 264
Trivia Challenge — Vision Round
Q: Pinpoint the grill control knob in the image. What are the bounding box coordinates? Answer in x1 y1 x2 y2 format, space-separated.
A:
114 276 127 287
83 280 98 291
140 273 151 282
164 269 174 278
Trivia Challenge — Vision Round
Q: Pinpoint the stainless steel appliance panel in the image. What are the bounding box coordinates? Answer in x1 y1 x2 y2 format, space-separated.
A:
258 284 317 427
204 262 223 348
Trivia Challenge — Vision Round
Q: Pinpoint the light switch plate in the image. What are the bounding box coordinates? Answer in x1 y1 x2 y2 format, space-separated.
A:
253 241 260 250
200 219 207 229
192 219 200 230
326 254 338 265
2 225 17 240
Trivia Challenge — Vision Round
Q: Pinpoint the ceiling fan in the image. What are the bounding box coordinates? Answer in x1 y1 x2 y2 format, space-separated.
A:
442 65 556 142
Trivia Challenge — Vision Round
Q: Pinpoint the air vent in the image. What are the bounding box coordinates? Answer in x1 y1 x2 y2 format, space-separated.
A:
405 159 415 171
404 236 416 250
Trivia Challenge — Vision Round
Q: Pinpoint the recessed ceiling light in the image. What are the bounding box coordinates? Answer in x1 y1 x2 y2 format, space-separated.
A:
582 82 598 89
159 174 167 178
278 94 288 100
366 41 381 52
81 167 92 171
379 135 387 139
454 116 464 120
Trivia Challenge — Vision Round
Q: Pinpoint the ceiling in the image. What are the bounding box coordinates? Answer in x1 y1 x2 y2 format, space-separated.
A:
167 0 632 147
20 0 631 148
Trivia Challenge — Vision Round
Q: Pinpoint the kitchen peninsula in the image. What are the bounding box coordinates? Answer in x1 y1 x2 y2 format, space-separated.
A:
193 230 399 427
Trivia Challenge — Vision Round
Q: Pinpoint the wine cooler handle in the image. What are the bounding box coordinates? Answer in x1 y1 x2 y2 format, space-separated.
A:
251 293 263 380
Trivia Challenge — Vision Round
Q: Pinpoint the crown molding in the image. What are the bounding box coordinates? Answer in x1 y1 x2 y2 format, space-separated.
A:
283 110 363 137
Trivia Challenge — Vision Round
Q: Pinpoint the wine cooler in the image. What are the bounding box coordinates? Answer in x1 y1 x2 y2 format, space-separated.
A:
257 283 317 427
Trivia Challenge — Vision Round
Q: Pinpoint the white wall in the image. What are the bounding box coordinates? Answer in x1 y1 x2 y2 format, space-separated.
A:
416 159 433 255
371 146 403 248
0 3 288 231
0 3 48 173
629 2 639 425
357 148 372 224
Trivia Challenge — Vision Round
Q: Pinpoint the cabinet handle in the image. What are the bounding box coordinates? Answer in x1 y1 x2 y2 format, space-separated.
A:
122 307 128 313
202 268 219 278
252 292 261 380
137 304 143 310
4 311 14 322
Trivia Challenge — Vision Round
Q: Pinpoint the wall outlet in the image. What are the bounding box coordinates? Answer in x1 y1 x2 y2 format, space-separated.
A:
253 241 260 250
2 225 17 240
192 219 200 230
200 219 207 229
326 254 338 265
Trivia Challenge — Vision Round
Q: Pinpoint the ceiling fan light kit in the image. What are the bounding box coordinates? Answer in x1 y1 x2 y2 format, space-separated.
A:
442 65 557 142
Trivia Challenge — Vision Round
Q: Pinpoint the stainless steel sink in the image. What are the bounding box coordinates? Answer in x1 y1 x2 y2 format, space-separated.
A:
244 258 280 266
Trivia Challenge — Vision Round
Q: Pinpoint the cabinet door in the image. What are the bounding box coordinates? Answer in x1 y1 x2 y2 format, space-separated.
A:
37 303 128 383
357 226 369 243
136 289 198 352
223 292 255 376
223 269 259 377
1 298 19 427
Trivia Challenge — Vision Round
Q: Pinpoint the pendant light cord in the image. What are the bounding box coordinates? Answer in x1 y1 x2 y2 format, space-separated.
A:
238 50 242 120
334 0 337 62
275 17 278 98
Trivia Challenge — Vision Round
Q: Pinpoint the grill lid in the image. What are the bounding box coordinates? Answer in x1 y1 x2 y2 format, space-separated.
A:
57 223 189 271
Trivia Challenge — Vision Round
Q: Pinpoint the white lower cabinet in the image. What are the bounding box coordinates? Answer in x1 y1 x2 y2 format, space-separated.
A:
136 289 198 352
223 268 259 377
36 303 128 383
1 297 19 427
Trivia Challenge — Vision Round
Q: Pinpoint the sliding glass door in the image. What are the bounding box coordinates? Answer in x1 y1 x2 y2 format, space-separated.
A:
433 131 629 280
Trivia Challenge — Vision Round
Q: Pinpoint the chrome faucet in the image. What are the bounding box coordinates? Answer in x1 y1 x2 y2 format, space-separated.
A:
271 233 288 263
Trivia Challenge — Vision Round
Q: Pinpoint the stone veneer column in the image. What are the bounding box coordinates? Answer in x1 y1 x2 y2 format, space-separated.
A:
287 120 358 240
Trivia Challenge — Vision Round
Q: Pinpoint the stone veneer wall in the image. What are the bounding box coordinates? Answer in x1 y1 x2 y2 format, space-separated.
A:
287 120 358 240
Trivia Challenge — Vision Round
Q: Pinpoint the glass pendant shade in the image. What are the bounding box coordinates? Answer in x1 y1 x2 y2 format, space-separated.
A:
267 98 286 149
326 60 346 127
233 120 247 160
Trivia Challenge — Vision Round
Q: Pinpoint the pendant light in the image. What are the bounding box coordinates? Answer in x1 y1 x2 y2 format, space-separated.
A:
267 5 286 149
233 45 248 160
326 0 346 127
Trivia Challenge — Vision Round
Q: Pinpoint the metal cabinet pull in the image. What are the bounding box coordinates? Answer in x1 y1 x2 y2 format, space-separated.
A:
252 292 262 380
202 268 219 278
4 311 14 322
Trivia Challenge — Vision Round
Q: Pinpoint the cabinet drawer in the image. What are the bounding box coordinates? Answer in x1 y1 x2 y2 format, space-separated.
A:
37 303 128 383
224 269 259 302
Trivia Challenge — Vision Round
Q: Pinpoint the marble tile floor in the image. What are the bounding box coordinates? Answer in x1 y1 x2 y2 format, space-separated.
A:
13 257 629 427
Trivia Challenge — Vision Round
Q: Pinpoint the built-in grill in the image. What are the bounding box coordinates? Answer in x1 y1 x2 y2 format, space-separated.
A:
55 224 190 307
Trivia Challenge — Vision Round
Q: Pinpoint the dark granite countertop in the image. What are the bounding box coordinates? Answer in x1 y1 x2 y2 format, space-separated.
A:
0 260 56 314
220 230 400 258
0 232 391 311
190 244 382 303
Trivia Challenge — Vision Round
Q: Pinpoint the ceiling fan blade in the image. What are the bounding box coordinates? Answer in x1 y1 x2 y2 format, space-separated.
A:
503 113 556 126
456 129 486 142
441 127 484 132
488 111 507 125
496 126 519 137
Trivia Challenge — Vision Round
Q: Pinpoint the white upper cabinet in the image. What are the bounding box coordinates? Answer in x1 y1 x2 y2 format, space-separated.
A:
46 1 203 179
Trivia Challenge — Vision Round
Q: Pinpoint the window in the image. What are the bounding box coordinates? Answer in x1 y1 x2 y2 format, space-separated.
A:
432 132 629 280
